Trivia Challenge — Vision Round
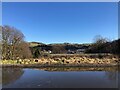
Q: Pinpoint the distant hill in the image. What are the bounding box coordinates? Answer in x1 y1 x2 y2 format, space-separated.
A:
29 42 91 54
29 39 120 55
29 42 45 47
108 39 120 53
28 39 119 58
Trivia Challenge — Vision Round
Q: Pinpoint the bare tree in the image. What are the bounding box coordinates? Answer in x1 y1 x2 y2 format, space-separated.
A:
93 35 110 44
2 26 13 59
2 25 32 60
91 35 110 53
15 41 32 59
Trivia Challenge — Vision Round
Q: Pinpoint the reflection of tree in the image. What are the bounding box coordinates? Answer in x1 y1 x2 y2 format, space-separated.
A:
0 68 2 84
33 67 118 72
105 66 120 81
2 68 24 85
105 71 118 81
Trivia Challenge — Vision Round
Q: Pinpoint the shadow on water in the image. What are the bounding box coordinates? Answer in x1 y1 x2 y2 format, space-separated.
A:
2 68 24 86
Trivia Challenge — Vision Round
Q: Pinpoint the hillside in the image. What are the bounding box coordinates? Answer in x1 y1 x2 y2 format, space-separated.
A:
28 42 45 47
86 39 120 54
29 39 119 57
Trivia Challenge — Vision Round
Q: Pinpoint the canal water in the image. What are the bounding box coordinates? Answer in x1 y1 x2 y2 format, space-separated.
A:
2 67 119 88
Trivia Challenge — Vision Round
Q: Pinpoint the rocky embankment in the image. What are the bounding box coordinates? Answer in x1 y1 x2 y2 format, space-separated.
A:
1 54 120 67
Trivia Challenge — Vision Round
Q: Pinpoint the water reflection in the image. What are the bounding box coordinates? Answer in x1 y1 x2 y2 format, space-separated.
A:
105 71 118 81
2 67 119 88
31 66 119 72
2 68 24 85
105 66 119 81
32 67 119 82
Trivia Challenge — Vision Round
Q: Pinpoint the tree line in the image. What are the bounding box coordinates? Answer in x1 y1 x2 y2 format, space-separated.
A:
86 35 120 54
1 25 119 60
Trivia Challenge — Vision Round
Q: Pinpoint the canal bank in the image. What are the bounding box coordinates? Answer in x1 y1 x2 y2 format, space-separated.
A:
1 54 119 68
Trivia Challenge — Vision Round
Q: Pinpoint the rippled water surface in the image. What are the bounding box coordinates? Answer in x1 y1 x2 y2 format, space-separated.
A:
2 67 120 88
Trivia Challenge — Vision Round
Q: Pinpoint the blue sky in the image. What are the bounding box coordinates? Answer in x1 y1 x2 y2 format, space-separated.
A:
2 2 118 44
